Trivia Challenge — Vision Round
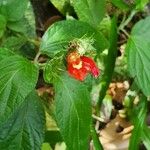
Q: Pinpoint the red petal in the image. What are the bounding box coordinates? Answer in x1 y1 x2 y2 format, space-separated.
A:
67 64 88 81
81 56 100 78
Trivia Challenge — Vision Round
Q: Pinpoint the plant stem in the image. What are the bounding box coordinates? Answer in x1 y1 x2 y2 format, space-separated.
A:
97 16 118 108
91 124 103 150
121 29 130 38
34 51 41 64
27 38 41 47
119 10 137 31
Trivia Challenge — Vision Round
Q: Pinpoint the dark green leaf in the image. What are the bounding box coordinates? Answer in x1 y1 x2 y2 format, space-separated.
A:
54 73 92 150
126 16 150 96
0 91 45 150
0 14 6 38
0 55 39 125
71 0 105 27
129 96 147 150
0 0 28 21
40 20 108 57
44 130 63 148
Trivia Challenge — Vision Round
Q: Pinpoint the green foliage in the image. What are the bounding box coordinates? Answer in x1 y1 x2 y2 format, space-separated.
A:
71 0 106 27
50 0 73 15
1 36 27 50
129 96 147 150
44 130 63 148
126 16 150 96
54 73 92 150
112 0 148 10
44 56 65 83
40 20 108 57
0 54 39 125
1 0 150 149
0 91 45 150
111 0 131 10
7 19 28 34
135 0 149 10
141 125 150 150
0 48 14 60
0 0 28 21
0 14 6 38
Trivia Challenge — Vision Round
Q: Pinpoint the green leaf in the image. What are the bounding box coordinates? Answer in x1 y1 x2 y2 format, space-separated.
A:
71 0 105 27
42 143 52 150
0 0 28 21
0 91 45 150
0 55 39 125
129 96 147 150
0 48 14 60
0 14 6 38
135 0 149 10
54 73 92 150
44 130 63 148
44 56 65 83
7 19 28 34
111 0 131 10
7 3 36 37
50 0 73 15
40 20 108 57
126 16 150 96
141 125 150 150
1 36 27 50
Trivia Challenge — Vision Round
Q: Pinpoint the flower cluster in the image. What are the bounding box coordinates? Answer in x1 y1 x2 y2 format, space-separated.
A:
67 51 100 81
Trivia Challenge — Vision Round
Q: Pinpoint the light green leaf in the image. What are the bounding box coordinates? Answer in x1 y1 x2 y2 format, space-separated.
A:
0 14 6 38
126 16 150 96
71 0 105 27
50 0 73 15
0 0 28 21
40 20 108 57
0 91 45 150
54 73 92 150
42 143 52 150
0 55 39 124
136 0 149 10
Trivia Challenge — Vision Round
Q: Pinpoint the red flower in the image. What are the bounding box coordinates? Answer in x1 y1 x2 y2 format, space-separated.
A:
67 51 100 81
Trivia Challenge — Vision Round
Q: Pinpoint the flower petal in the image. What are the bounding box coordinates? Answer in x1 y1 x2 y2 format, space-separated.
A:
81 56 100 78
67 64 88 81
